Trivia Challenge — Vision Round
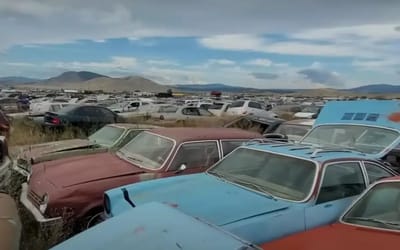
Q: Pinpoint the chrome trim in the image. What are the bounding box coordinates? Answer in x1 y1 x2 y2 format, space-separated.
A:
20 183 62 223
314 161 366 205
166 140 220 171
116 131 177 171
207 146 320 203
339 179 400 233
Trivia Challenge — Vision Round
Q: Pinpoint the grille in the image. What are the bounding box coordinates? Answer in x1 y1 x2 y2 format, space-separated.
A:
28 189 42 208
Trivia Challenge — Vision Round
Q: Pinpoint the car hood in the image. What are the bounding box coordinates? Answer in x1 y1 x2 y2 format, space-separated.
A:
107 173 294 226
37 153 145 188
262 223 400 250
17 139 100 163
51 202 260 250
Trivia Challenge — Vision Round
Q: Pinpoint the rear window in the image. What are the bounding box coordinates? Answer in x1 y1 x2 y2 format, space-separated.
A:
248 102 262 109
230 101 245 108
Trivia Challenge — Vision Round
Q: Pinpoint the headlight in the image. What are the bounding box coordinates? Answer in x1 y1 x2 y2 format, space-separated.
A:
39 193 49 214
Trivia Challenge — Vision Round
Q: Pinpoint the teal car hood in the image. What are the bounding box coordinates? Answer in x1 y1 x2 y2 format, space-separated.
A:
106 173 295 226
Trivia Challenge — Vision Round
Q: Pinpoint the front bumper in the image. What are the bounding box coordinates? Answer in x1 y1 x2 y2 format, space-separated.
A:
20 183 62 224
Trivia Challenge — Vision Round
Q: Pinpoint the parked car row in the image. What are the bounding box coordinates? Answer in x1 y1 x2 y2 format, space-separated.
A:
2 100 400 249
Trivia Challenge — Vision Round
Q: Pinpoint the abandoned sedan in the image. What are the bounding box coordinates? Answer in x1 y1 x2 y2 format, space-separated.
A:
0 193 21 250
261 177 400 250
13 123 158 177
20 128 262 233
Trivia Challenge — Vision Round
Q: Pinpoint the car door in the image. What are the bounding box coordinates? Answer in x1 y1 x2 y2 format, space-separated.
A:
166 141 220 175
305 161 366 230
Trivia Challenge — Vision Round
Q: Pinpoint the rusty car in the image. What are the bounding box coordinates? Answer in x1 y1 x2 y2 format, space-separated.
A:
13 123 159 178
0 193 21 250
20 127 262 236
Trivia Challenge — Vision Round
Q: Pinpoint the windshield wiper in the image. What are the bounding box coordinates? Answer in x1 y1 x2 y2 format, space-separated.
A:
126 155 143 163
226 176 278 201
345 217 400 229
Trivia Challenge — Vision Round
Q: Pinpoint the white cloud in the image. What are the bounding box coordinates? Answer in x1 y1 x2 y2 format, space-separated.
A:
43 56 137 74
198 34 378 58
207 59 236 65
246 58 272 67
146 59 179 66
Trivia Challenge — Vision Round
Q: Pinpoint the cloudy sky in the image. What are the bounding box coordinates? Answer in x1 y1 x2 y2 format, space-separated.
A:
1 0 399 88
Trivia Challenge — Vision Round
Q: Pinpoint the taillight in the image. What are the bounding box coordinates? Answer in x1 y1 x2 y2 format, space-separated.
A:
51 117 61 125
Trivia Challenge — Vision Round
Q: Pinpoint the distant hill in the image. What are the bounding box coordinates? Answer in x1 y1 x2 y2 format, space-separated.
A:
346 84 400 94
0 76 39 85
42 71 108 84
20 72 170 92
3 71 400 94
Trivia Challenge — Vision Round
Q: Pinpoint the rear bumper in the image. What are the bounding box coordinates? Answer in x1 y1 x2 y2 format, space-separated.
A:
20 183 62 224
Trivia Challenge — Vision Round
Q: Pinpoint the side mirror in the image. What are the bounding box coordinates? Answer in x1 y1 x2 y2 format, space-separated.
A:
175 164 187 174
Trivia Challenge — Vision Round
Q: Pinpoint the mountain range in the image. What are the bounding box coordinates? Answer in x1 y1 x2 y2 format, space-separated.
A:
0 71 399 94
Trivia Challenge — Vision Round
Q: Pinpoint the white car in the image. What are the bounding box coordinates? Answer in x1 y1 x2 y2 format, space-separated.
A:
226 100 278 119
293 105 323 119
152 106 214 120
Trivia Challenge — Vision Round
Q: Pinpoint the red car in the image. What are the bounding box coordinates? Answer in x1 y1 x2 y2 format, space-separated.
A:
261 176 400 250
20 127 262 232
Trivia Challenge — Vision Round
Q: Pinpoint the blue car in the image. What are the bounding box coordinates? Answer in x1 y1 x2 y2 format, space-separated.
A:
54 100 400 248
52 202 261 250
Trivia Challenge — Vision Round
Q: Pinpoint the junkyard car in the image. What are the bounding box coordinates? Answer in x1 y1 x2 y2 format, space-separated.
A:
13 123 159 177
101 100 400 244
20 128 262 232
267 119 314 142
51 202 261 250
103 143 397 245
224 114 285 134
261 177 400 250
0 193 21 250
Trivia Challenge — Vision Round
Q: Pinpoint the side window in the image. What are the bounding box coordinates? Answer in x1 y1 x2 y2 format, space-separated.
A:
364 162 393 184
182 108 200 116
316 162 365 204
76 107 91 116
169 142 219 171
248 102 262 109
221 140 247 156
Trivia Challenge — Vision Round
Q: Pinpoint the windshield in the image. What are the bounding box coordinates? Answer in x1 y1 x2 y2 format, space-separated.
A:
342 182 400 231
118 132 174 169
208 148 316 201
88 125 125 147
301 125 399 154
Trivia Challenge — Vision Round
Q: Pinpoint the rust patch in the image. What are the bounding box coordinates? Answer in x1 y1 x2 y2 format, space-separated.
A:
388 112 400 122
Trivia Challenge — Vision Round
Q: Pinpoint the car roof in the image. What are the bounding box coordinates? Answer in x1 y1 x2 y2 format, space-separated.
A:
246 143 376 162
148 127 262 142
282 119 315 126
109 123 162 129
